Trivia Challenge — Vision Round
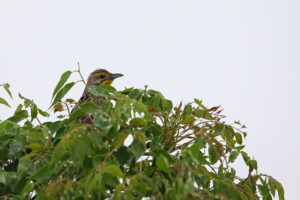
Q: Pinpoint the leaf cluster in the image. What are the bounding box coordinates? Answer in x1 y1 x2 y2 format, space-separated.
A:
0 71 284 200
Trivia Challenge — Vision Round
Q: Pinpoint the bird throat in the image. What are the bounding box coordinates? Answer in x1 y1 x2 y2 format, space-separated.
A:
101 79 114 85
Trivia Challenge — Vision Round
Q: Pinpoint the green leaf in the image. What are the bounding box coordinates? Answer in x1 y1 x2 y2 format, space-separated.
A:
258 184 271 199
103 172 119 186
113 131 129 149
218 164 224 175
156 155 169 173
30 101 38 121
0 169 6 184
24 99 32 108
13 104 23 115
183 104 192 116
214 123 225 134
120 87 133 94
32 164 55 181
148 89 163 97
18 93 25 99
93 114 109 129
131 139 145 159
89 85 112 97
15 110 29 118
96 84 117 93
130 118 147 127
229 151 239 163
107 126 119 139
134 130 146 143
7 113 27 123
79 102 99 114
50 82 75 108
102 101 113 114
52 70 72 100
148 95 161 110
165 99 173 114
36 193 53 200
3 83 13 99
208 146 219 164
186 139 209 165
194 98 207 109
68 136 91 167
129 89 141 100
38 109 50 117
273 178 285 200
115 146 131 165
66 109 85 123
194 109 213 120
160 99 173 114
104 165 124 178
268 178 276 197
17 157 33 175
237 190 248 200
181 115 196 124
133 102 149 115
234 132 243 144
249 159 257 170
152 149 175 164
0 97 10 108
224 125 235 140
192 138 208 150
241 151 250 166
51 144 69 165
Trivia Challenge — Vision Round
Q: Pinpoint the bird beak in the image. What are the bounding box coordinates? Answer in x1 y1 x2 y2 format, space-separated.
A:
110 73 123 79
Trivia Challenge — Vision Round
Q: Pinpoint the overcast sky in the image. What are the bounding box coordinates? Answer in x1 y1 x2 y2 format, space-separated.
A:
1 1 299 199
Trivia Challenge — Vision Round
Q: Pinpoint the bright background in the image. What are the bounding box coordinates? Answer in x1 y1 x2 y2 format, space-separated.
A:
0 1 299 199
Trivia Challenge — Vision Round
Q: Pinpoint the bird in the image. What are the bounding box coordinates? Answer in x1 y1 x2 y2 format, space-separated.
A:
71 69 123 123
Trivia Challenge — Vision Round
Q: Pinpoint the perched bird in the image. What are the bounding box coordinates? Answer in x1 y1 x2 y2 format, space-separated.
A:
71 69 123 123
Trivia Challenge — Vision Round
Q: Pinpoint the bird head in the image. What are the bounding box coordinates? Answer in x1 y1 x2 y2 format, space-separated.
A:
87 69 123 86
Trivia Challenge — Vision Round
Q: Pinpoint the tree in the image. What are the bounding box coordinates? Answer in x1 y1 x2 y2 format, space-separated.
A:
0 69 284 200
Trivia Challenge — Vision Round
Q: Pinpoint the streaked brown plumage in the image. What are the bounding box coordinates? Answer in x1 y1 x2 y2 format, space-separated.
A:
71 69 123 123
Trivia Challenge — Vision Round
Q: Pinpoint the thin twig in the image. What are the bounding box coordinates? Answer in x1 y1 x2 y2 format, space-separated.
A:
33 139 52 162
36 116 42 126
75 80 84 84
231 183 259 200
94 150 114 175
0 194 13 200
63 102 71 116
44 178 85 195
207 164 217 174
66 124 92 136
60 163 73 177
77 62 87 86
223 155 230 171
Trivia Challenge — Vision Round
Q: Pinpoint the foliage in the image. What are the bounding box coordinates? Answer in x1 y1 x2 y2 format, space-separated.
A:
0 70 284 200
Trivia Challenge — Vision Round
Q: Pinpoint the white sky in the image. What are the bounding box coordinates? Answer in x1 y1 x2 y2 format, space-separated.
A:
0 1 299 199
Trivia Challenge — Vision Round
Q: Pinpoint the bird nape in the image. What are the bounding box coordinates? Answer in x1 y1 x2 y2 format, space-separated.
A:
71 69 123 123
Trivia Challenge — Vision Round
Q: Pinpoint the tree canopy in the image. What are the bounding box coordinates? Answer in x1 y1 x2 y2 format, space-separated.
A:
0 70 284 200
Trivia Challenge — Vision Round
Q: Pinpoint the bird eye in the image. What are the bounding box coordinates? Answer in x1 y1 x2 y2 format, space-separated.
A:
99 75 106 79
